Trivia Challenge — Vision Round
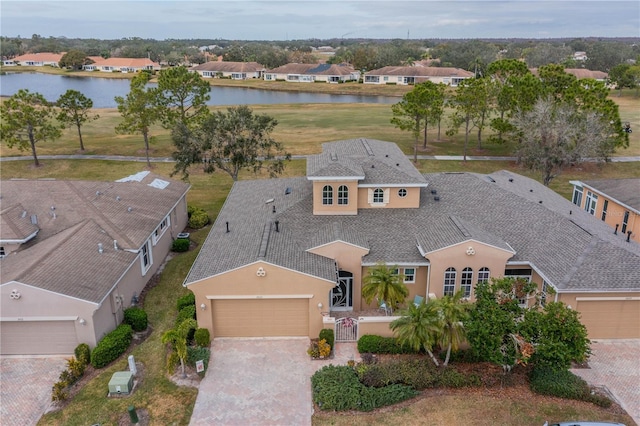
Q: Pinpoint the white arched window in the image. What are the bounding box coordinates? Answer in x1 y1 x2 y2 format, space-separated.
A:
373 188 384 203
322 185 333 205
461 267 473 297
477 267 490 283
444 267 456 296
338 185 349 205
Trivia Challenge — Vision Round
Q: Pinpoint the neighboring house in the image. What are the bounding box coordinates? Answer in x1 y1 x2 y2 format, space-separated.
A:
190 61 265 79
0 172 190 355
83 57 161 73
12 52 64 67
574 51 588 61
530 67 608 82
570 179 640 244
2 59 16 66
364 66 473 86
184 139 640 341
263 63 360 83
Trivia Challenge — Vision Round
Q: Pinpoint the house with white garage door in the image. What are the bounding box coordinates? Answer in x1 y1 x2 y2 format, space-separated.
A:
0 172 189 355
184 139 639 341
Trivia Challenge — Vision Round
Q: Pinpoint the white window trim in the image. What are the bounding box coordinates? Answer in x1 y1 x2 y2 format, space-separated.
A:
477 267 490 283
322 185 333 205
461 268 473 298
585 191 598 215
444 268 456 296
140 240 153 275
368 188 390 206
152 216 171 245
403 267 415 283
337 185 349 205
572 186 583 207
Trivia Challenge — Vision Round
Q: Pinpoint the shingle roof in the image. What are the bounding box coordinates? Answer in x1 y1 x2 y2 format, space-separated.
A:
0 173 190 303
190 61 264 73
186 150 640 293
266 63 357 76
581 179 640 212
365 66 473 78
0 204 39 242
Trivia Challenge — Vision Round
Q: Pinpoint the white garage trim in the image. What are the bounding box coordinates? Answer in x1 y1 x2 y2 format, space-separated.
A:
575 297 640 301
0 320 79 355
1 316 78 321
207 294 313 300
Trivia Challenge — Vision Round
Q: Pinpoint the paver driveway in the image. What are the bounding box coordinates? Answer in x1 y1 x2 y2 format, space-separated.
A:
571 339 640 426
190 338 312 426
190 337 360 426
0 356 67 426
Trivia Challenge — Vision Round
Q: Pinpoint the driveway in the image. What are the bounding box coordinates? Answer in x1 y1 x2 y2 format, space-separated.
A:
0 356 68 426
190 337 360 426
571 340 640 426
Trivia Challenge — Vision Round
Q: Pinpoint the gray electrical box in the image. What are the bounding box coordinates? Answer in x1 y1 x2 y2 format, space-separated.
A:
108 371 134 395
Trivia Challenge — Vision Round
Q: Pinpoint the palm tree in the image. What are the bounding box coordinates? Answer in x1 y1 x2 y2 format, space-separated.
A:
390 300 441 366
436 290 470 366
362 263 409 312
162 318 197 378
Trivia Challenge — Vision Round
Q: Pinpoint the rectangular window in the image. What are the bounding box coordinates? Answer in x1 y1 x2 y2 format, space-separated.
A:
541 281 549 307
621 211 630 233
601 200 608 221
140 240 152 274
477 268 490 283
0 246 5 258
403 268 415 283
322 185 333 205
153 216 170 245
572 186 583 207
338 186 349 205
460 269 473 297
584 191 598 215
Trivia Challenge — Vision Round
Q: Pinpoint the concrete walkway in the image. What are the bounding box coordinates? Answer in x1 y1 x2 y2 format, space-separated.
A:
189 338 359 426
0 356 68 426
571 339 640 426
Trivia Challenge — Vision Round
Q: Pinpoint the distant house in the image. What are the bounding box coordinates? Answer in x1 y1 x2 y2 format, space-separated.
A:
2 59 16 66
12 52 64 67
0 172 190 355
530 68 608 82
364 66 473 86
190 61 265 79
263 63 360 83
570 178 640 244
574 51 588 61
83 57 161 73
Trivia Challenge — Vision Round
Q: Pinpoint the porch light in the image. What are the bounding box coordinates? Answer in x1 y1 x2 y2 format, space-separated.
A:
200 303 207 311
317 302 323 310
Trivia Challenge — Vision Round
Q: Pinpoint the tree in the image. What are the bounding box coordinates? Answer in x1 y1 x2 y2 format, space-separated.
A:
390 300 441 366
59 49 89 70
155 65 211 129
56 90 99 151
114 73 161 168
0 89 62 167
171 105 290 181
519 302 590 371
436 291 470 367
361 263 409 313
162 318 197 378
513 96 617 185
608 63 638 96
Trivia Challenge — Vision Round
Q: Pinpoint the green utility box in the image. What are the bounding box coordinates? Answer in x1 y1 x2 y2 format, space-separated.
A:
108 371 134 395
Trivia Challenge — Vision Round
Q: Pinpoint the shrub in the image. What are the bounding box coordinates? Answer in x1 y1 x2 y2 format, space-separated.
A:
357 335 417 354
436 368 481 388
166 351 180 374
172 238 190 252
187 346 211 377
319 328 334 350
311 365 417 412
588 393 613 408
307 339 331 358
51 381 68 402
91 324 133 368
177 305 196 324
66 357 86 383
123 306 148 332
188 209 209 229
176 292 195 311
357 358 439 390
194 328 211 348
529 367 590 400
74 343 91 366
187 204 197 218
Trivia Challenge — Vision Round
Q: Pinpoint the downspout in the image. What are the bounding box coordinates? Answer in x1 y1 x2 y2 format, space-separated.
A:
425 264 431 300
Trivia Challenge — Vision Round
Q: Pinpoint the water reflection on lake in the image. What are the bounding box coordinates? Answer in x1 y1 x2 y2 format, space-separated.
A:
0 72 397 108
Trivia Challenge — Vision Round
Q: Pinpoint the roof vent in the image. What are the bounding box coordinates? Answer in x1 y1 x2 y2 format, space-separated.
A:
430 189 437 195
396 163 399 166
614 224 619 235
371 164 375 168
275 220 280 232
116 196 121 201
272 205 276 213
98 243 104 254
529 189 533 192
226 221 230 233
627 231 632 242
285 187 292 195
127 207 133 212
434 196 440 201
21 211 27 218
486 176 496 183
508 178 514 182
30 214 38 225
539 200 543 204
385 154 389 157
96 191 101 196
50 206 55 211
114 240 119 251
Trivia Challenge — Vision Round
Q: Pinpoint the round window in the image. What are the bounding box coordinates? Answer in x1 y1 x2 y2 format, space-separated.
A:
398 188 407 198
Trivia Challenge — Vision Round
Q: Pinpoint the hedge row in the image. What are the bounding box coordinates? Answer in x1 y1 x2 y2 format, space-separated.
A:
529 367 612 408
123 306 148 332
91 324 133 368
357 334 419 354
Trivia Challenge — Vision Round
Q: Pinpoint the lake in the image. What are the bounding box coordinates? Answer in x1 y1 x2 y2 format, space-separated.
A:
0 72 397 108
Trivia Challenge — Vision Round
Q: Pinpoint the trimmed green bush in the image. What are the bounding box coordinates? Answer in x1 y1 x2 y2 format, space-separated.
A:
188 209 209 229
319 328 334 350
123 306 148 332
436 367 481 388
529 367 590 400
194 328 211 348
172 238 190 252
357 335 418 354
177 305 196 324
91 324 133 368
187 346 211 377
74 343 91 366
311 365 417 412
357 358 439 390
176 292 195 311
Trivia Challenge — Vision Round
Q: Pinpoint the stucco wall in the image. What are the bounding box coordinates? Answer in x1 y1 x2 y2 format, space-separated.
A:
357 187 421 209
312 181 359 215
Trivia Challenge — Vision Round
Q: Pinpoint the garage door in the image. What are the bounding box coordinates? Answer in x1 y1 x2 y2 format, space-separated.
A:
0 320 78 355
212 298 309 337
576 299 640 339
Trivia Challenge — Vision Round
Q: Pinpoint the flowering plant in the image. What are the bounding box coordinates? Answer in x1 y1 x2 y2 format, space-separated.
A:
342 317 354 328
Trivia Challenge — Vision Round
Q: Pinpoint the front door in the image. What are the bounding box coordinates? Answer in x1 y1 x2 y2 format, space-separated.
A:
330 271 353 311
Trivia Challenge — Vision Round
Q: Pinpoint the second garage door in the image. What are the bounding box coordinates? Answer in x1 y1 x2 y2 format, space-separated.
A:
211 298 309 337
576 299 640 339
0 320 78 355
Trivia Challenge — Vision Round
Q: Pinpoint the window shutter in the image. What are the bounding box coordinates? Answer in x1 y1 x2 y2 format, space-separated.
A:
368 189 374 203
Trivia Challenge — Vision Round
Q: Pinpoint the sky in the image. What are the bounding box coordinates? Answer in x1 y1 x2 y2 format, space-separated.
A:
1 0 639 41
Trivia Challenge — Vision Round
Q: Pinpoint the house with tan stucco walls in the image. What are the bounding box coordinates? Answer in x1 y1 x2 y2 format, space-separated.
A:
184 139 640 341
364 66 473 86
263 63 360 83
0 172 189 355
190 61 265 79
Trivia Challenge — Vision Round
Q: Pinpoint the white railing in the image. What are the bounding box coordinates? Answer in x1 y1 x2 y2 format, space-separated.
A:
335 317 358 342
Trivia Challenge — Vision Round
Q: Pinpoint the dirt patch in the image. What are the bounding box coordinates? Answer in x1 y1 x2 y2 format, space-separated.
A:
168 364 202 388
